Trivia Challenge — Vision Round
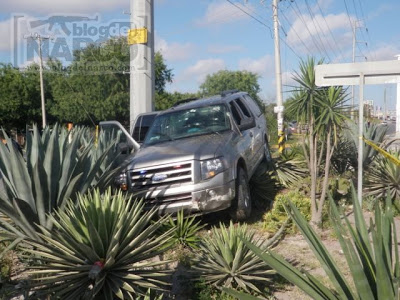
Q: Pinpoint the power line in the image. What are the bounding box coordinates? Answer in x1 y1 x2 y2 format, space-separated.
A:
278 5 314 56
290 1 329 60
225 0 301 59
313 0 346 61
303 0 333 61
225 0 273 36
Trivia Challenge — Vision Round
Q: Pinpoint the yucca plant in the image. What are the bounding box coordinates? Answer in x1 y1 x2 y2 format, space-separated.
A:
225 185 400 300
192 221 275 295
365 149 400 210
0 124 124 242
19 189 172 299
158 210 205 250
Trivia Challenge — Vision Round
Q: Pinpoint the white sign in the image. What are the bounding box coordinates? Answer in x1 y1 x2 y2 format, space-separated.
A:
315 60 400 86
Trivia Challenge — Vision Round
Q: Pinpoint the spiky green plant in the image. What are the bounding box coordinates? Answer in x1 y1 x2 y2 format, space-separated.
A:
225 185 400 300
19 189 172 299
365 150 400 210
159 210 205 250
0 124 124 242
192 221 275 295
274 148 307 187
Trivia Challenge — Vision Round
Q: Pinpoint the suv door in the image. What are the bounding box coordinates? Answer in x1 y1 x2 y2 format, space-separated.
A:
228 99 256 176
242 95 265 163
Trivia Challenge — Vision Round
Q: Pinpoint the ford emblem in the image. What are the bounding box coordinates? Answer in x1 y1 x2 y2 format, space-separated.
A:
152 173 168 182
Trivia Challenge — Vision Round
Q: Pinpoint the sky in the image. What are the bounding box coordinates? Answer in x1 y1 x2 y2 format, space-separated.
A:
0 0 399 110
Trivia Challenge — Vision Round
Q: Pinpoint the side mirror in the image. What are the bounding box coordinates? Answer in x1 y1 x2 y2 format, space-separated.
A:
239 117 256 131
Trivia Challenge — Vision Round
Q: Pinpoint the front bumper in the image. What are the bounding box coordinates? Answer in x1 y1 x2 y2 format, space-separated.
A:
131 170 236 216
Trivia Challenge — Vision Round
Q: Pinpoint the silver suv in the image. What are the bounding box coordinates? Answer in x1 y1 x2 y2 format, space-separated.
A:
101 91 271 220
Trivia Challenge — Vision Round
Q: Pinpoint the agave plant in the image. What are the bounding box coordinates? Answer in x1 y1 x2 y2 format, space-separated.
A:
19 189 172 299
158 210 205 250
225 185 400 300
365 149 400 210
192 221 275 295
0 124 124 242
249 149 306 209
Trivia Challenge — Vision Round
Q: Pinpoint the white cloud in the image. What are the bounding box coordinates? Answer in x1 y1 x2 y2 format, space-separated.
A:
0 0 127 14
195 1 255 27
287 12 352 56
238 55 274 77
0 16 31 53
181 58 226 83
0 19 11 52
207 44 244 54
368 44 400 61
155 36 196 62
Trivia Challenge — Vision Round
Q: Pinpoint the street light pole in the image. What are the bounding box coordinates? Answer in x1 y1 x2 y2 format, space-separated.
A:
26 33 49 128
37 35 47 128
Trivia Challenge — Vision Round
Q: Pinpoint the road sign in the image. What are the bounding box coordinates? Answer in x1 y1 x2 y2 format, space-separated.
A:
315 60 400 86
127 28 148 45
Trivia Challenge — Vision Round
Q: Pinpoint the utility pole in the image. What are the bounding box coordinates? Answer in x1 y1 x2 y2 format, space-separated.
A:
26 33 50 128
272 0 285 153
129 0 155 134
351 20 367 120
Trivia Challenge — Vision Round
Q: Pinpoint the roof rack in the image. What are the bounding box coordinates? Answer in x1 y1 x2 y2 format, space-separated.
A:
220 89 239 97
172 97 198 107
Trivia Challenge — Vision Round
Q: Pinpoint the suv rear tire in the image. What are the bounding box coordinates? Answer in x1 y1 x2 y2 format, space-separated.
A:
230 167 251 221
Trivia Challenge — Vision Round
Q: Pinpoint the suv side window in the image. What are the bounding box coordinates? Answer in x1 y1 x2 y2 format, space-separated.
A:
244 95 263 117
235 98 252 118
229 101 242 125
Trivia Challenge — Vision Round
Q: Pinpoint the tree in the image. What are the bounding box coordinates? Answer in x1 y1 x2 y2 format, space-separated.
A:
199 70 263 108
155 52 173 94
48 38 173 124
0 64 42 129
286 58 348 227
155 91 199 111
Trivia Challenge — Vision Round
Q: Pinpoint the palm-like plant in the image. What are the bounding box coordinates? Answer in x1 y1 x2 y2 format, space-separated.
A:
20 189 172 299
225 186 400 300
192 221 275 295
0 125 124 242
158 210 206 249
286 57 349 227
365 150 400 209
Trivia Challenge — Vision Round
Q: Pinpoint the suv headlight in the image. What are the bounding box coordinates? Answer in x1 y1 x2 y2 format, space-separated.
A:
201 158 224 180
114 172 128 191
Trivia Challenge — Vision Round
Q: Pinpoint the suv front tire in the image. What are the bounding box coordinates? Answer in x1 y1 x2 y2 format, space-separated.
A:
230 167 251 221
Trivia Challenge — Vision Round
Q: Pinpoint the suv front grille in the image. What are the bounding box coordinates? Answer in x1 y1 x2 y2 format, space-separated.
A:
130 162 192 191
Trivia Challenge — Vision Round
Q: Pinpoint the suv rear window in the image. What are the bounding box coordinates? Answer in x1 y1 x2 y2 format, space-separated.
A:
244 95 263 117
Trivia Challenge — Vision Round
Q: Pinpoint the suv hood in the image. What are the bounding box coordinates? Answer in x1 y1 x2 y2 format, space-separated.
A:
127 131 235 169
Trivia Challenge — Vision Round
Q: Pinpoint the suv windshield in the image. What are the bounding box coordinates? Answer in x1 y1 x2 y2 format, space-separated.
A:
144 104 231 146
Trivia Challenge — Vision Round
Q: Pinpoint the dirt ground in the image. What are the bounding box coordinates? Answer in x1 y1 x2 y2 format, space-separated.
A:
271 209 400 299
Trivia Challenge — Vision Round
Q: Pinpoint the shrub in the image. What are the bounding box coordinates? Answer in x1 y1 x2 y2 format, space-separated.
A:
192 221 275 295
263 191 310 233
19 189 172 299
